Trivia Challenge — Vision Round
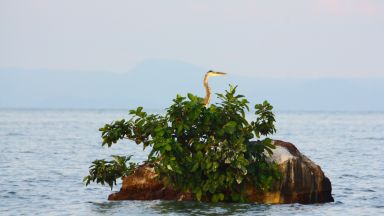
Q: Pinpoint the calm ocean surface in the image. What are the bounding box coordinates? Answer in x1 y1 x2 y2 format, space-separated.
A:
0 109 383 215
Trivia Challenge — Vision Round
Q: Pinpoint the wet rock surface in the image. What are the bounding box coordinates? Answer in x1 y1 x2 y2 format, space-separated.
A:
108 140 334 204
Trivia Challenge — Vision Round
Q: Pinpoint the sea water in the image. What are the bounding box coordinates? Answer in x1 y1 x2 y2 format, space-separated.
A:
0 109 383 215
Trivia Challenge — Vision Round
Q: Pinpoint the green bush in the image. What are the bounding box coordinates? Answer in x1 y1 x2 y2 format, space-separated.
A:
83 155 138 190
84 85 280 202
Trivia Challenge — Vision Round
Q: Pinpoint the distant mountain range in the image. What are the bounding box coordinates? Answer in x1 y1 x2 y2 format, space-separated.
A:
1 59 383 111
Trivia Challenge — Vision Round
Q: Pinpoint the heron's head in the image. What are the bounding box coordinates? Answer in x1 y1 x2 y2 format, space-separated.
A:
206 70 226 77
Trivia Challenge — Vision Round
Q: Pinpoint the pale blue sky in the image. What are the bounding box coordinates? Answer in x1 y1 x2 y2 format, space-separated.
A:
1 0 384 78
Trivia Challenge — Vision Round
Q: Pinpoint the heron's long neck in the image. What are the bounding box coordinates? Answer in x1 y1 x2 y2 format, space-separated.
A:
203 74 211 107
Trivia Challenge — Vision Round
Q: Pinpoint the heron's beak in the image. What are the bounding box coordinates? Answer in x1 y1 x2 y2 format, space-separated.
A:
207 71 227 76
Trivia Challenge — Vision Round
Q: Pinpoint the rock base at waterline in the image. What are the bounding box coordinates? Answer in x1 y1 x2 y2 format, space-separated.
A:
108 140 334 204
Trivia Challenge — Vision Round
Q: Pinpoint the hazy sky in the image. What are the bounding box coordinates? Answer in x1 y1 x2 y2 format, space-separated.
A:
1 0 383 78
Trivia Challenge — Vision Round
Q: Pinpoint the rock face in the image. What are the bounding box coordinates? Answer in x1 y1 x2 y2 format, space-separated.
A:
108 140 334 204
244 140 334 203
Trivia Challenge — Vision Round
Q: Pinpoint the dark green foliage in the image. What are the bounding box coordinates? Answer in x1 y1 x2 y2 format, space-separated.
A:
85 85 280 202
83 155 138 190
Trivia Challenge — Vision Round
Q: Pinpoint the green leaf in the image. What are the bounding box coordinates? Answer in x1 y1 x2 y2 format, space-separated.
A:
223 121 237 134
187 93 196 102
191 163 199 172
196 190 202 201
165 144 172 151
218 193 225 201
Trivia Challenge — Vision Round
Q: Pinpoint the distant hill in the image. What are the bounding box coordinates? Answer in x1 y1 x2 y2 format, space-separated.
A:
1 60 383 111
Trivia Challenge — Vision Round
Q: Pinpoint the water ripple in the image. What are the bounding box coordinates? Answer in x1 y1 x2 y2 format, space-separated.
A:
1 110 384 215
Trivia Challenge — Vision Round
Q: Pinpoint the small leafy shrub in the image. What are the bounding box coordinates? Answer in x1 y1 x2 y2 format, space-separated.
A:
83 155 138 190
84 85 280 202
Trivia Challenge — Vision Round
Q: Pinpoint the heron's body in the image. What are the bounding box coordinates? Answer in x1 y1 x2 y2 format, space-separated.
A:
203 71 226 106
